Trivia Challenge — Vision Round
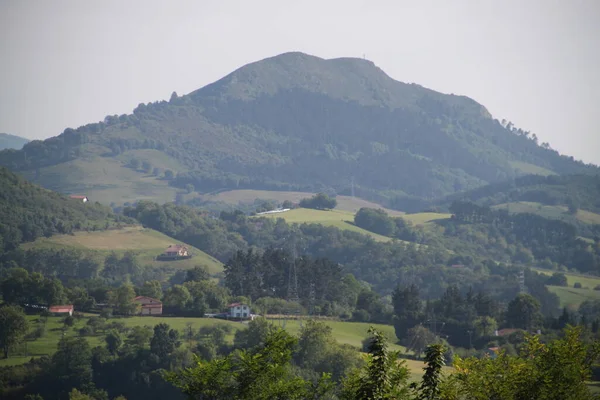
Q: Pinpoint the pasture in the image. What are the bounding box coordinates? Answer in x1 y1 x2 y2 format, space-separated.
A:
20 225 223 274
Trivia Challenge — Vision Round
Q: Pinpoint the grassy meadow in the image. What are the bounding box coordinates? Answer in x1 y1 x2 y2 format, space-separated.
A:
492 201 600 226
258 208 393 242
20 225 223 274
202 189 405 216
534 268 600 309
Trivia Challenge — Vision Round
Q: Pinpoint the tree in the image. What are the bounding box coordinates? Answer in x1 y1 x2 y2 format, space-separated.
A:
105 329 123 355
164 169 174 179
126 325 153 350
129 158 140 170
547 272 568 287
150 323 180 360
299 193 337 210
506 293 542 331
166 327 324 399
405 325 437 357
163 285 192 312
142 160 152 174
341 327 409 400
450 326 600 399
110 283 140 316
0 305 29 358
52 337 93 396
392 284 422 340
139 280 162 299
417 344 447 400
473 316 497 338
185 266 210 283
354 208 396 236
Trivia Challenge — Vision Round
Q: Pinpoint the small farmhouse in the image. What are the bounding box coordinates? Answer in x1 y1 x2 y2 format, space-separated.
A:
69 195 89 203
49 305 74 316
228 303 251 319
158 244 190 260
134 296 163 315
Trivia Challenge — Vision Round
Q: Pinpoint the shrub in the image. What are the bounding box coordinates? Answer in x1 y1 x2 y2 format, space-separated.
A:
574 282 582 289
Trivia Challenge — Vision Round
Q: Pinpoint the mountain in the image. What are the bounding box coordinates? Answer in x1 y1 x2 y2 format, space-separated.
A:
0 133 29 150
0 52 597 207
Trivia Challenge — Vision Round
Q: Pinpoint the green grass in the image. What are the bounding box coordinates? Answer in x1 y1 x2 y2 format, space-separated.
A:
509 161 556 176
533 268 600 289
401 212 452 225
547 286 600 309
0 315 403 367
259 208 393 242
20 225 223 274
203 189 405 216
23 155 181 206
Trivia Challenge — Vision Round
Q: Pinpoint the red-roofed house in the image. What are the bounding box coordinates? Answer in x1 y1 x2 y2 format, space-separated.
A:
495 328 521 337
49 305 74 316
134 296 163 315
69 195 89 203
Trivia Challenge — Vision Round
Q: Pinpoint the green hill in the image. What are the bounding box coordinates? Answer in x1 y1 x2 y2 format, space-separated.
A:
1 52 597 208
0 133 29 150
20 225 223 274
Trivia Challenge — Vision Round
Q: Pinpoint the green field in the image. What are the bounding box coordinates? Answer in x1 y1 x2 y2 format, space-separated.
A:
258 208 393 242
547 286 600 309
0 315 404 367
23 155 181 205
401 212 452 225
534 268 600 308
20 226 223 274
509 161 556 176
202 189 405 216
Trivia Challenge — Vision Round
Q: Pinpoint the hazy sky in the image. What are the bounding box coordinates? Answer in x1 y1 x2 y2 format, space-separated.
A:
1 1 599 164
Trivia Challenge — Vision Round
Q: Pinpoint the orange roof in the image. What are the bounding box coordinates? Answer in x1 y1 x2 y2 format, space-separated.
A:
69 195 87 199
49 305 74 313
488 347 500 352
496 328 520 337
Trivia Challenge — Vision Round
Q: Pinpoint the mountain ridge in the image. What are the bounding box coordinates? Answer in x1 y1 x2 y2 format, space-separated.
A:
0 132 29 150
0 52 596 207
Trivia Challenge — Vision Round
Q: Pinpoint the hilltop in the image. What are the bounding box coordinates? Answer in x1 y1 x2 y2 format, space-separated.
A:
0 133 29 150
0 52 596 207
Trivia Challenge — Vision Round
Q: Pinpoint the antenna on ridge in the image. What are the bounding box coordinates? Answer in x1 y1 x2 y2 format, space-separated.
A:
351 176 355 199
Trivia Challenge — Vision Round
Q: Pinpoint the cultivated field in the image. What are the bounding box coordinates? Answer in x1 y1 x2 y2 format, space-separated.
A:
401 212 452 225
20 226 223 274
509 161 556 176
201 189 405 216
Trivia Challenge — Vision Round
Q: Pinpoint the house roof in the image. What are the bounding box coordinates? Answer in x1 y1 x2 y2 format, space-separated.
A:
69 195 88 199
166 244 187 251
228 303 248 308
488 347 500 352
496 328 521 337
49 305 74 313
134 296 161 304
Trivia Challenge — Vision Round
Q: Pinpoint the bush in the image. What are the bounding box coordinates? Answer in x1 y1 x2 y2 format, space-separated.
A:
594 285 600 291
299 193 337 210
546 272 568 287
79 326 94 336
574 282 582 289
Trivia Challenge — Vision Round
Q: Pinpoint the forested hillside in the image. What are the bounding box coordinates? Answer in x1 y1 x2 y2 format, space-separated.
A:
0 52 596 206
0 167 130 252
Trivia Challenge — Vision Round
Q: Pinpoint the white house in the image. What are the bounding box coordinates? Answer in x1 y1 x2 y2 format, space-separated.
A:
228 303 251 319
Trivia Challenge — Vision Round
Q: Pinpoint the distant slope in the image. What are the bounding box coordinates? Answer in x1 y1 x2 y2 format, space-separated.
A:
1 52 597 207
20 225 223 274
435 174 600 215
0 133 29 150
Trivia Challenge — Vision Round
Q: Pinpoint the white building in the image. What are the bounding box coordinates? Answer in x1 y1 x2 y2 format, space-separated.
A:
228 302 251 318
